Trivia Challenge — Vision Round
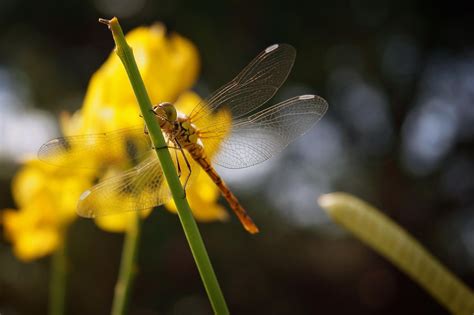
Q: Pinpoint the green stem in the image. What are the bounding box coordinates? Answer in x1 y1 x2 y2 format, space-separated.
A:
111 212 142 315
99 17 229 315
49 233 67 315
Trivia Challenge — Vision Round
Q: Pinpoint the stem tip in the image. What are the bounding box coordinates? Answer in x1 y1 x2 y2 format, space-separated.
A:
98 18 111 27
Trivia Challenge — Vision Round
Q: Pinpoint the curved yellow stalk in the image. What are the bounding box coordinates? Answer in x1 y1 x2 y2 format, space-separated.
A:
318 192 474 315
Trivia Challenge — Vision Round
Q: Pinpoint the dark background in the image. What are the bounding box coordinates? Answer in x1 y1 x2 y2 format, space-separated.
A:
1 0 474 314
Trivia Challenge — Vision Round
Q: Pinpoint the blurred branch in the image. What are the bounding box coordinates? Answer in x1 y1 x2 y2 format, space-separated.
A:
318 192 474 315
49 232 67 315
112 212 142 315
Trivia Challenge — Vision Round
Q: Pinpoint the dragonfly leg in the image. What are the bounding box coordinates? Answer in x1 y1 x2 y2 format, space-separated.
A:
154 138 180 151
174 140 182 178
153 139 183 179
155 145 180 150
175 140 192 195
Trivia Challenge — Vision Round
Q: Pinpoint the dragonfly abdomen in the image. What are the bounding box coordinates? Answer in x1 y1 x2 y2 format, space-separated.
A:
194 155 259 234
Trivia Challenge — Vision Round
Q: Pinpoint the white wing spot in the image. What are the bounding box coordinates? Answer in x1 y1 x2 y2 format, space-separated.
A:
265 44 279 53
79 190 91 201
299 94 315 100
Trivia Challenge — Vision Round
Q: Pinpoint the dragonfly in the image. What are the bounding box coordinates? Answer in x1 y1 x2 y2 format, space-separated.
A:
39 43 328 234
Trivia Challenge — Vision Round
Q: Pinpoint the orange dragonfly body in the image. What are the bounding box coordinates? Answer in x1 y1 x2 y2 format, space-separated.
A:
39 44 328 234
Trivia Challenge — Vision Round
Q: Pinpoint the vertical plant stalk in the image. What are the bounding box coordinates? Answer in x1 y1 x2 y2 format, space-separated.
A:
318 192 474 315
99 17 229 315
111 212 142 315
49 232 67 315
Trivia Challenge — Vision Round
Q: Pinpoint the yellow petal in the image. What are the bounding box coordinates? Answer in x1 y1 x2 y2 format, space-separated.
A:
165 170 229 222
13 228 60 262
174 91 202 115
81 24 200 131
3 200 62 261
94 209 153 233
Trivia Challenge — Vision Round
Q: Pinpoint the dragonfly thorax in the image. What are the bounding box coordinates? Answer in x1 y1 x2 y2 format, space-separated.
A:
152 102 202 149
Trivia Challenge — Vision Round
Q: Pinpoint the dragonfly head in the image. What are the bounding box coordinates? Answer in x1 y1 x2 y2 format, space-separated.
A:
153 102 177 123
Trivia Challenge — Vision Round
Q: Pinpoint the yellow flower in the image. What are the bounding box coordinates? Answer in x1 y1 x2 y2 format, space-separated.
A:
79 24 200 133
2 23 226 260
3 160 92 261
4 206 60 261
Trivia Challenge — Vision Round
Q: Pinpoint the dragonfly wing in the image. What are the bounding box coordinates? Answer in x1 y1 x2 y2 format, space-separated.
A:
189 44 296 123
38 127 152 169
207 95 328 169
77 155 172 217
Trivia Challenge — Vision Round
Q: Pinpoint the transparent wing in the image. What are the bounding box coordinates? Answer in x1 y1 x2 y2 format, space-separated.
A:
189 43 296 124
76 143 200 217
200 95 328 169
38 127 152 169
77 155 171 217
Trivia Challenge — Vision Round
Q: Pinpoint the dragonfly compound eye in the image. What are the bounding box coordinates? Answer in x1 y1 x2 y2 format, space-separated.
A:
158 102 177 122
